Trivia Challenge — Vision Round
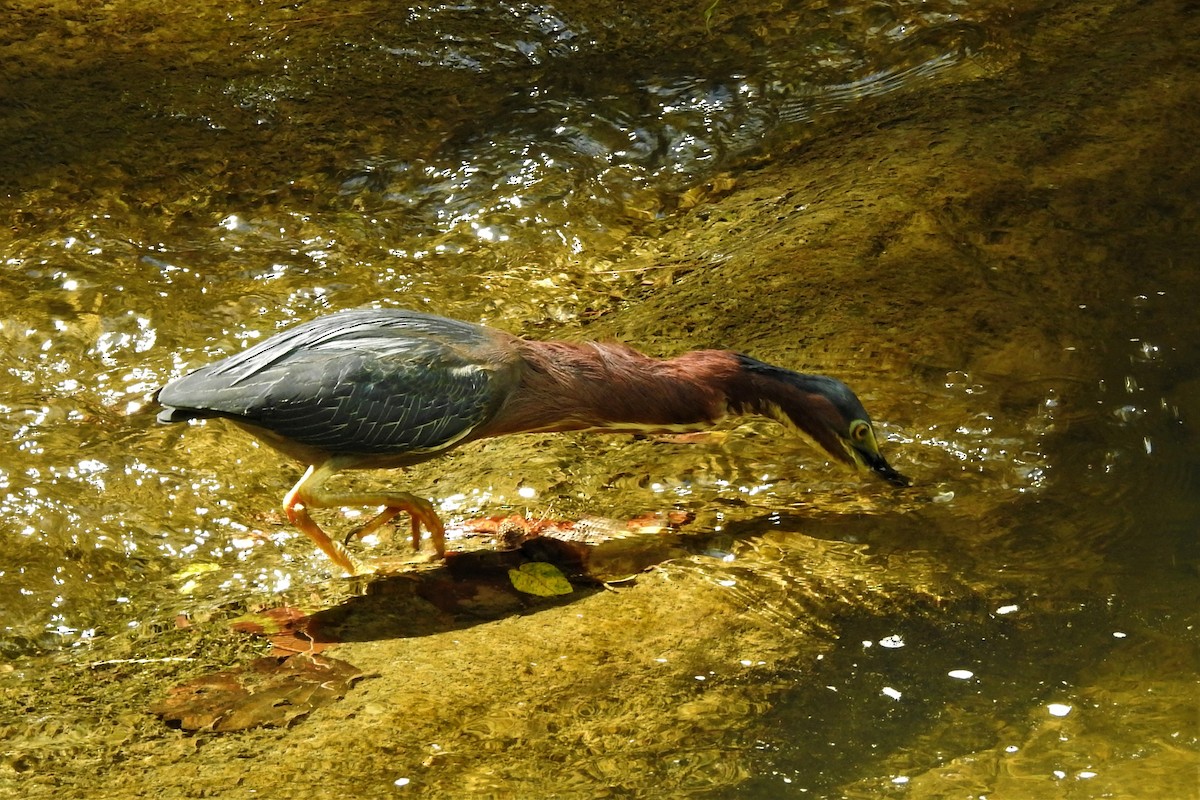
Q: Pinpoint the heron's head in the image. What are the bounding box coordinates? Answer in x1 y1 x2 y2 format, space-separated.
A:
735 356 910 487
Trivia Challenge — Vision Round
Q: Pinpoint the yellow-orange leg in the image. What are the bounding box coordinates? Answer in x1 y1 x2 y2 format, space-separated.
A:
283 465 359 574
282 462 447 574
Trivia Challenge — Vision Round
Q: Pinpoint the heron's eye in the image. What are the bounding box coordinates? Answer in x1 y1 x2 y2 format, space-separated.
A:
850 420 871 443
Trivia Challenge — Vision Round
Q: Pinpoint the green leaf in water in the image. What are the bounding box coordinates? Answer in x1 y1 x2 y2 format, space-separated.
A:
508 562 573 597
172 562 221 581
171 562 221 595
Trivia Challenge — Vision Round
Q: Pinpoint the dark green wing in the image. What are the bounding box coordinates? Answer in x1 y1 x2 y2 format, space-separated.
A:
157 309 511 456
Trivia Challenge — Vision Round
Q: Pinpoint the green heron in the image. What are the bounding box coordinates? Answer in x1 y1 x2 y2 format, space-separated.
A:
156 308 908 573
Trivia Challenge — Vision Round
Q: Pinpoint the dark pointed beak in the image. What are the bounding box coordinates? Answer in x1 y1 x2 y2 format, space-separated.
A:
864 450 911 487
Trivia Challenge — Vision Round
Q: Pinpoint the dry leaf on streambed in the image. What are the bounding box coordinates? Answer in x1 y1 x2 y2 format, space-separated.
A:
150 654 364 732
229 606 340 656
450 509 694 550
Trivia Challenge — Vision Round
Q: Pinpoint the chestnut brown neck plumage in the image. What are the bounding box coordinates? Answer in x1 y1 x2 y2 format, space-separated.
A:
480 340 849 461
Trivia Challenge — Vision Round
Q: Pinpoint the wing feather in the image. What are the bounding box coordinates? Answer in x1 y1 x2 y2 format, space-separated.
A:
157 309 513 456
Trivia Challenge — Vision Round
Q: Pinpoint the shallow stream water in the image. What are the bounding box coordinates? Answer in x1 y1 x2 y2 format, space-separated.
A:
1 0 1196 797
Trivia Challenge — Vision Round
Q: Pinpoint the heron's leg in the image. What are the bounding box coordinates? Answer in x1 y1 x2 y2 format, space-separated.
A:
282 464 359 574
290 461 447 558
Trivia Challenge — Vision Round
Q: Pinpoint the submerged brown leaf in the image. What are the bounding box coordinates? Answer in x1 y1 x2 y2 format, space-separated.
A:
150 654 363 732
229 606 339 655
452 509 694 549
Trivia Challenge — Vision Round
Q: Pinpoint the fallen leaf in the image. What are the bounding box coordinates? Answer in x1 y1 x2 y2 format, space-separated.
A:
171 562 221 595
507 562 573 597
626 510 694 534
451 514 579 549
229 607 338 655
171 563 221 581
150 654 363 732
229 607 305 636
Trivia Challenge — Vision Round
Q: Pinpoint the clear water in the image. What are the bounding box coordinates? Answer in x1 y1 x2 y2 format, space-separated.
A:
0 0 1195 796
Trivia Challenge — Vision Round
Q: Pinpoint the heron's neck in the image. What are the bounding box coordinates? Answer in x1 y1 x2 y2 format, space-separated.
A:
486 341 745 436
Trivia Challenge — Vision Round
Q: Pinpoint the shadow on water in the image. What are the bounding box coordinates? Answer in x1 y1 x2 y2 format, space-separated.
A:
279 508 920 647
301 547 608 645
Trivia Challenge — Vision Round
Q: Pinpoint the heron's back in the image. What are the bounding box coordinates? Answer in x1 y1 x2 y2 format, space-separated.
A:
156 308 522 459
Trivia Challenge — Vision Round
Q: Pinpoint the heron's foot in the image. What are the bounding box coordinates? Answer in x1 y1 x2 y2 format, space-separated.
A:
339 499 447 558
283 465 445 572
343 508 402 547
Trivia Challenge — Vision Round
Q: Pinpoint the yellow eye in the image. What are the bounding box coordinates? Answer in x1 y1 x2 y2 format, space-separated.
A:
850 420 871 443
